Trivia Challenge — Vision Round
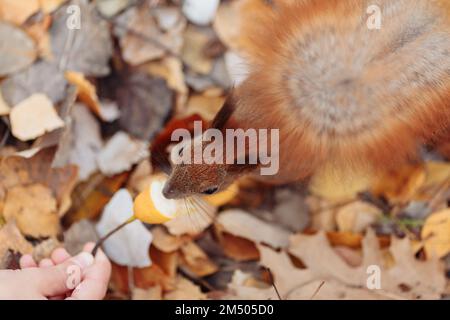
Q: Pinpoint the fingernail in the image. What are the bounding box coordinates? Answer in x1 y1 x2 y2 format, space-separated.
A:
72 252 94 268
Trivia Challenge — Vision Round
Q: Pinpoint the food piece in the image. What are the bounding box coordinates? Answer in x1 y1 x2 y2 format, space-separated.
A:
134 175 181 224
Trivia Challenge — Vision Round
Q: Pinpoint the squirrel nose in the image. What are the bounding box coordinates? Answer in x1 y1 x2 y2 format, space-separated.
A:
162 184 176 199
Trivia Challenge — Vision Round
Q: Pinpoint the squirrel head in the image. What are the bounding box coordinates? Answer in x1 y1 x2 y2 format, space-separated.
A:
162 95 258 199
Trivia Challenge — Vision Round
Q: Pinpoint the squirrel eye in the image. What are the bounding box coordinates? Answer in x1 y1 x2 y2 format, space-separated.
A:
202 187 218 195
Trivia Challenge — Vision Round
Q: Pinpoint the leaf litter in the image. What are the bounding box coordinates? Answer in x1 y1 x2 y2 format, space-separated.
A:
0 0 448 301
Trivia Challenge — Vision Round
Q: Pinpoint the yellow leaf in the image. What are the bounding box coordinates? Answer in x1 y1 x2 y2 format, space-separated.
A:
422 209 450 258
372 163 426 204
65 71 101 116
0 0 39 25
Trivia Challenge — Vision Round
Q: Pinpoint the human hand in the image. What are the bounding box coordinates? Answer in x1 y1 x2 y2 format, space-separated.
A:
0 243 111 300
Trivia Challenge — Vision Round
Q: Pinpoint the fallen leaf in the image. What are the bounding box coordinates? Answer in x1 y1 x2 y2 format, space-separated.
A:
184 94 225 121
23 13 52 59
127 159 153 194
216 209 291 249
95 0 134 18
179 241 218 277
146 57 188 94
182 0 219 26
134 263 175 291
115 5 184 65
64 219 99 256
68 103 103 181
51 0 112 76
96 189 153 267
215 230 260 261
132 286 162 300
336 201 382 233
164 276 206 300
287 230 446 299
109 71 174 140
0 148 78 216
0 22 37 76
65 71 101 116
1 60 67 106
0 0 40 25
372 163 426 204
0 221 33 268
421 209 450 258
151 226 189 253
10 93 65 141
3 184 60 237
150 245 178 277
65 172 128 225
0 91 10 116
97 132 149 176
181 26 214 75
39 0 66 14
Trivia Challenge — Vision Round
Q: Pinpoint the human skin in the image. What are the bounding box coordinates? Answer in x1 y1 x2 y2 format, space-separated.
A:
0 243 111 300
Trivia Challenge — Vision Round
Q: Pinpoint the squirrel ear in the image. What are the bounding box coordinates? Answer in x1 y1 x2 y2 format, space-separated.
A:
211 90 237 130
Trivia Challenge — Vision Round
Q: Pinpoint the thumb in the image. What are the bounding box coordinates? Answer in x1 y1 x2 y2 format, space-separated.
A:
32 252 94 297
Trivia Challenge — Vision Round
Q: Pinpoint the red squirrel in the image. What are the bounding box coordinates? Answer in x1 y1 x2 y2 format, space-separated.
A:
162 0 450 199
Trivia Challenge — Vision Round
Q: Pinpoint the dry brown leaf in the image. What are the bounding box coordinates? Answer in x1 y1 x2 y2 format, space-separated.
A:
164 276 206 300
181 26 213 75
185 94 225 121
97 132 149 176
151 226 189 253
0 0 40 25
146 57 187 94
116 5 184 65
3 184 60 238
10 94 64 141
372 163 426 204
287 230 445 299
24 13 52 59
39 0 65 13
421 209 450 258
134 264 175 291
132 286 162 300
0 148 78 217
150 246 178 278
0 91 10 116
65 71 101 116
127 159 153 194
336 201 382 233
0 221 33 267
0 22 37 77
215 229 260 261
179 241 218 277
216 209 291 249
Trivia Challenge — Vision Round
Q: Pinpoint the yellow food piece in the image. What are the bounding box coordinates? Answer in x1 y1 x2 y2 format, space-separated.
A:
203 183 239 207
133 175 180 224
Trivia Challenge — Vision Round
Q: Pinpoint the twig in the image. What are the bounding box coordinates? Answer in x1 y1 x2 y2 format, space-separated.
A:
309 281 325 300
265 268 282 300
